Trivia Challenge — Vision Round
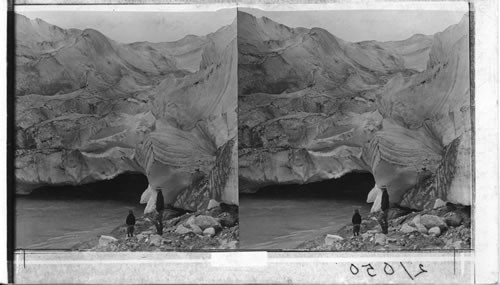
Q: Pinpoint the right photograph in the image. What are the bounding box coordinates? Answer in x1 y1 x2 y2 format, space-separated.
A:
237 8 472 250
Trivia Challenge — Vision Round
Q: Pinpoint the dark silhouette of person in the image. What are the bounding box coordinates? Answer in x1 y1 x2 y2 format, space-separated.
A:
352 209 362 236
126 210 136 237
155 188 165 235
379 186 390 234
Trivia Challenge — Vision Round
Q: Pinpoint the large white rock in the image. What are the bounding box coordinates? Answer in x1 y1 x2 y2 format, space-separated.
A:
175 224 192 235
410 215 421 227
420 215 447 230
400 224 417 234
324 234 344 245
433 198 447 209
98 235 117 248
203 227 216 237
415 223 428 234
428 227 441 237
149 234 162 246
374 233 386 245
194 215 220 230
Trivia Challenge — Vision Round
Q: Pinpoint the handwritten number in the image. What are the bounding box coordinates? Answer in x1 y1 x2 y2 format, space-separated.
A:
400 262 414 280
350 264 359 275
362 264 376 277
350 262 426 279
383 262 394 275
414 264 428 278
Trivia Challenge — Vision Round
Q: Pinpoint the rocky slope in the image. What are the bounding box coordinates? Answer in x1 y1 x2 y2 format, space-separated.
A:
238 11 471 210
74 203 238 251
15 14 238 210
297 203 471 251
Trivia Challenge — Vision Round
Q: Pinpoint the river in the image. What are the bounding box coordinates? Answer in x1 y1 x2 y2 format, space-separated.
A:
239 173 374 250
15 174 147 249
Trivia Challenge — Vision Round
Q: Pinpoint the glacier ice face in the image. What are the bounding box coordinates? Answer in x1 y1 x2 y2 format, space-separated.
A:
15 14 238 208
238 11 471 209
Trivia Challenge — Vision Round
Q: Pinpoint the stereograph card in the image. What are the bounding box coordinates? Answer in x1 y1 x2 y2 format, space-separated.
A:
1 0 498 284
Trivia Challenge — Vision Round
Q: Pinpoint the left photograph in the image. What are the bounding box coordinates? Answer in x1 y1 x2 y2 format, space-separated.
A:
14 7 238 250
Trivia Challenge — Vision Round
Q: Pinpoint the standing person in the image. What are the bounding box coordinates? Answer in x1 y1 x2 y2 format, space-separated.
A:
126 210 136 237
379 186 390 234
155 188 165 235
352 209 362 237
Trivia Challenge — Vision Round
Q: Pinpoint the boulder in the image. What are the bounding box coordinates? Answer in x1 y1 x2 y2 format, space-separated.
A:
420 214 447 230
361 233 370 240
400 224 417 234
219 213 237 227
387 208 410 220
324 234 344 246
194 215 220 230
98 235 117 248
207 199 220 210
409 215 421 227
185 215 197 226
219 240 238 249
149 234 162 246
428 227 441 237
203 227 215 237
374 233 386 245
444 212 462 227
415 223 428 234
452 240 464 249
189 224 203 235
175 224 192 235
433 198 447 209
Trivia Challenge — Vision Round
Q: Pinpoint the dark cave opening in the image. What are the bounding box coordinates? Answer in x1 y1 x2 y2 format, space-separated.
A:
23 173 149 203
250 172 376 201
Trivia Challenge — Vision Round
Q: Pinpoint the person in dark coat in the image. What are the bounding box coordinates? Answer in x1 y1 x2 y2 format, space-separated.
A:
379 186 390 234
155 188 165 235
352 209 362 236
126 210 136 237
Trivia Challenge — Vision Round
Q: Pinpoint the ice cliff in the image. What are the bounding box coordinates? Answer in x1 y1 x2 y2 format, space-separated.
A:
238 11 471 210
15 14 238 210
